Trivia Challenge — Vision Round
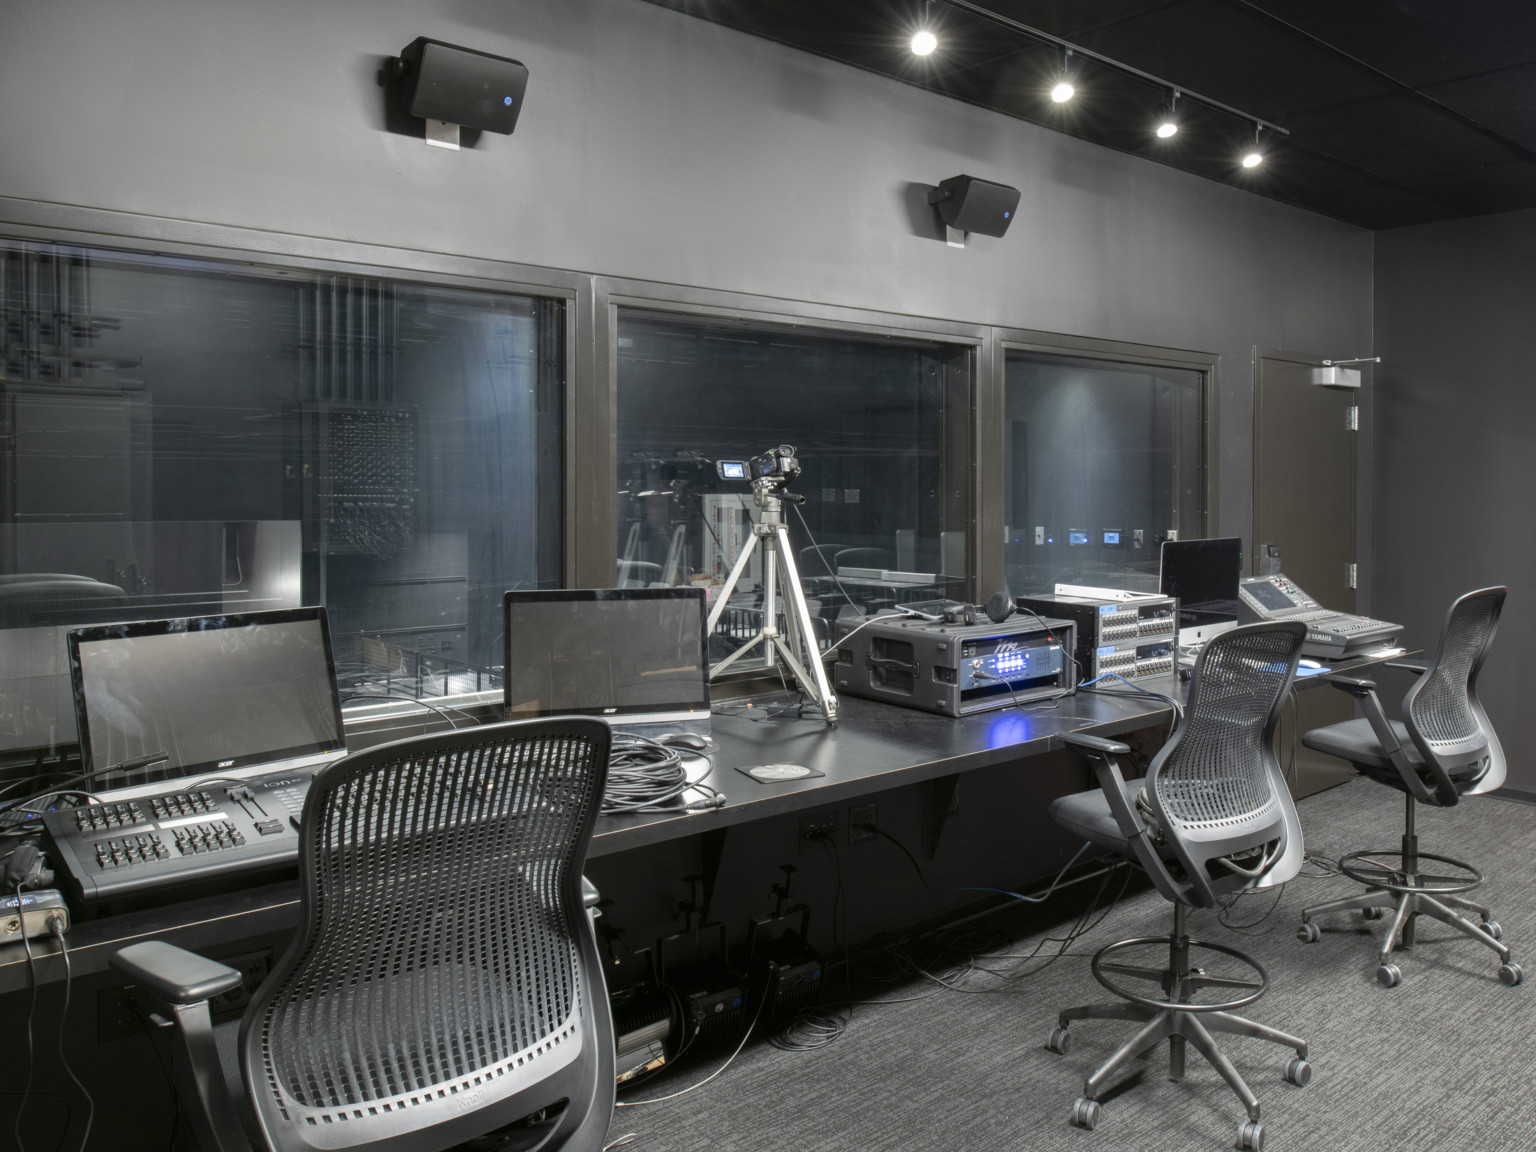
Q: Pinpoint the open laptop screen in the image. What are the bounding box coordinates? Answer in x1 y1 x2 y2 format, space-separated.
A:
68 607 345 792
503 588 709 724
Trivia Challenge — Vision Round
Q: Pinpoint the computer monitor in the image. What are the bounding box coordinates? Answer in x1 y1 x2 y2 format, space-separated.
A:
503 588 711 733
68 607 347 796
1160 537 1244 646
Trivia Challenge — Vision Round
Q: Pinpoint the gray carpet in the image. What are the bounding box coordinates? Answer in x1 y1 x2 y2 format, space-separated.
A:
607 778 1536 1151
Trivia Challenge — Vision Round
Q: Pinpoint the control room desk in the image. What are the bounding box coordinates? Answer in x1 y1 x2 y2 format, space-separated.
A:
0 650 1408 996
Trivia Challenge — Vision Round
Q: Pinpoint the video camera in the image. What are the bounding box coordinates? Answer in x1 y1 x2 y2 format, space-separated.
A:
716 445 801 490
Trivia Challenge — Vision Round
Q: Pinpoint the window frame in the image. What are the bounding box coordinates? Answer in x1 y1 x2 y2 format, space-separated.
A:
978 326 1220 596
586 275 988 600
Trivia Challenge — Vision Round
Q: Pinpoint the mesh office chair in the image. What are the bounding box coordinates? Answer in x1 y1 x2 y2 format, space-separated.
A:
110 717 615 1152
1047 622 1311 1152
1297 587 1521 988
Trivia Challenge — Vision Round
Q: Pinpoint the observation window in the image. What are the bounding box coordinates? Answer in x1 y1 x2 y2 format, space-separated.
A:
615 309 971 666
0 239 561 756
1003 350 1205 596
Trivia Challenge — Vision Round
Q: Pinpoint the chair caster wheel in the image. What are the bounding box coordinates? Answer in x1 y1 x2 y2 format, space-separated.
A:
1376 963 1402 988
1483 920 1503 941
1069 1097 1100 1130
1297 921 1320 944
1283 1056 1312 1087
1498 962 1523 986
1236 1119 1264 1151
1046 1026 1073 1055
1361 907 1385 921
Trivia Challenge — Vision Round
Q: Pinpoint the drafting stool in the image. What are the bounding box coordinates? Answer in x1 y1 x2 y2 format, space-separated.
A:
1297 586 1522 989
1047 622 1312 1152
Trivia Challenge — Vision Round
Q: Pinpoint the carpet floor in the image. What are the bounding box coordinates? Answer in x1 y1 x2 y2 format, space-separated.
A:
606 777 1536 1152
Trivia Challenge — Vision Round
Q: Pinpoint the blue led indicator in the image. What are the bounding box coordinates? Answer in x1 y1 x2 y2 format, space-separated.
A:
504 96 513 105
1003 210 1011 218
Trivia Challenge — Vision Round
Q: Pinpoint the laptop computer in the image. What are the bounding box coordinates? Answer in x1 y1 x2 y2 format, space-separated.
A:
67 606 349 802
503 588 711 737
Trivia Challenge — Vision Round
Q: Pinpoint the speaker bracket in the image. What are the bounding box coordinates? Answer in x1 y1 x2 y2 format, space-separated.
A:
946 225 967 249
425 118 461 150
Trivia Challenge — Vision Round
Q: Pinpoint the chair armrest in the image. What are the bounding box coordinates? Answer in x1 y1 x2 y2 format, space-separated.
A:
1322 674 1377 695
1386 659 1429 676
582 876 601 909
111 941 242 1005
1060 732 1132 756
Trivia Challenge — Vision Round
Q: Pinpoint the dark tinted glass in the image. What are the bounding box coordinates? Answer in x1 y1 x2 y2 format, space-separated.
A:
0 240 562 757
615 310 968 665
1004 351 1205 596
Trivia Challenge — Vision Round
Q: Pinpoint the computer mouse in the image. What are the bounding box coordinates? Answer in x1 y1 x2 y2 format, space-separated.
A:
660 732 712 753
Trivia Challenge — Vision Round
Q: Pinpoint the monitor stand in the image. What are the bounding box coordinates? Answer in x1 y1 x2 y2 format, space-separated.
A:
1178 619 1237 665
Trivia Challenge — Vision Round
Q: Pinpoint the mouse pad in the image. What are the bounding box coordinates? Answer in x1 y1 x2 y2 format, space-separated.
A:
736 763 825 784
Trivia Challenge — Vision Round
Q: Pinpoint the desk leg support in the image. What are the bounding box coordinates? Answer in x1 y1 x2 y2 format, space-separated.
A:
697 826 731 925
924 774 960 860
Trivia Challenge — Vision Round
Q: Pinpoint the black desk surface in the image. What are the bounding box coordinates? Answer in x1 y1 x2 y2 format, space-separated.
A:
0 651 1410 993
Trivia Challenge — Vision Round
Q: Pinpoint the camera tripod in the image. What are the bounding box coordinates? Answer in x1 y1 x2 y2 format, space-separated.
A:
705 480 839 724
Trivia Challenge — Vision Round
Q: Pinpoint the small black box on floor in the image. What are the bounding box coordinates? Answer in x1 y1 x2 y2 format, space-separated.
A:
834 610 1075 715
742 903 824 1029
659 920 748 1055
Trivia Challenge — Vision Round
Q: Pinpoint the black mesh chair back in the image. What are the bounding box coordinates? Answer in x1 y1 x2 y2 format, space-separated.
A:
240 718 612 1152
1401 586 1506 796
1144 622 1307 907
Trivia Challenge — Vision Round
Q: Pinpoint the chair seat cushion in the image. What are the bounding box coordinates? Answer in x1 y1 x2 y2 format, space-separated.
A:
1049 778 1150 857
1301 717 1417 771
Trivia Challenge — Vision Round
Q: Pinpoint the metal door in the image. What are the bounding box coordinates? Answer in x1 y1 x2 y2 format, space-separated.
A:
1253 348 1359 798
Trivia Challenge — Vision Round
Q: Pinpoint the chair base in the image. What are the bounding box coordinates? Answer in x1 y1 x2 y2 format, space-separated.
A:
1298 794 1522 986
1298 886 1520 986
1047 906 1310 1136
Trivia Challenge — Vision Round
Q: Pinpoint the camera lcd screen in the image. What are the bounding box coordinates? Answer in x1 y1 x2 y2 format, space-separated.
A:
504 588 709 722
718 460 747 480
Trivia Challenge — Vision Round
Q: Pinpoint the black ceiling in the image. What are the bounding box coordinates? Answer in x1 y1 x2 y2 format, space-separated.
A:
640 0 1536 230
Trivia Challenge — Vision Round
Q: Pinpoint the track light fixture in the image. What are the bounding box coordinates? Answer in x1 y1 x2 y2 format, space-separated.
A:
911 0 937 56
1050 47 1075 103
1154 91 1179 139
1241 124 1265 168
933 0 1288 158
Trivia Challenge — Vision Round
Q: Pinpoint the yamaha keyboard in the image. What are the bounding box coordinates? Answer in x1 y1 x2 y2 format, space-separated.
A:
42 769 314 905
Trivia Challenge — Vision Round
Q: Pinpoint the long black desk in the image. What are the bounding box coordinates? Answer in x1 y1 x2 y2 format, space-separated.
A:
0 650 1410 996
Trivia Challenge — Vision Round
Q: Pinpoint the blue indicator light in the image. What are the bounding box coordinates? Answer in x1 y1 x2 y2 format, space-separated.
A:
503 96 513 105
1003 210 1011 218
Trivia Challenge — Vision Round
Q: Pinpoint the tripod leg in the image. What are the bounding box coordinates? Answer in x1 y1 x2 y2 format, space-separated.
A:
706 530 760 635
773 526 839 721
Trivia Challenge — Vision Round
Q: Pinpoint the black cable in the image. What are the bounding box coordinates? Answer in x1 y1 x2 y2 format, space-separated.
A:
50 921 94 1152
0 754 167 818
615 983 769 1106
788 501 861 616
772 833 853 1052
14 882 38 1152
603 733 725 814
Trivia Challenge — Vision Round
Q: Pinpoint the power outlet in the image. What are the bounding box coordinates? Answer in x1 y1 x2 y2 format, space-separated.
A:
1034 526 1045 545
798 811 839 853
849 804 878 845
211 949 274 1018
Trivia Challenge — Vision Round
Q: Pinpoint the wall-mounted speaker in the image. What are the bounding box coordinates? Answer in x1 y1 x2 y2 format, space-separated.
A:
927 175 1020 238
394 38 528 136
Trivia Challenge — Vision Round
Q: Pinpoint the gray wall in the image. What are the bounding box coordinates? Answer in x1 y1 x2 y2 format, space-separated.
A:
0 0 1373 561
1374 208 1536 795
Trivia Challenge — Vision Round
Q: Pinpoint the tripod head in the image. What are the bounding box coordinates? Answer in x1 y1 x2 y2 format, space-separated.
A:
717 445 805 507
